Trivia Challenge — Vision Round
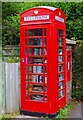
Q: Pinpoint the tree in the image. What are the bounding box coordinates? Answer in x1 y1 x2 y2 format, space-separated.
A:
2 2 83 46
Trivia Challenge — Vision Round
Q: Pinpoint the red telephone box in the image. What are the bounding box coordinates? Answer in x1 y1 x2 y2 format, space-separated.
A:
20 6 66 116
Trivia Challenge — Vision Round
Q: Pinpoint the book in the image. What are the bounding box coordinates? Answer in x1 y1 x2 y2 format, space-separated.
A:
34 48 42 55
38 75 43 83
45 76 47 83
37 66 42 73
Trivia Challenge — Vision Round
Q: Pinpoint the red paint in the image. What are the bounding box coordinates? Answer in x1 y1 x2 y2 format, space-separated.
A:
20 6 66 114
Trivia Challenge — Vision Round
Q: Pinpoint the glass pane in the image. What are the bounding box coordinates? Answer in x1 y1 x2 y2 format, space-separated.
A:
59 82 64 89
26 66 28 71
44 76 47 83
34 58 43 64
29 84 47 92
44 48 47 55
34 48 42 55
30 94 44 101
26 48 43 55
29 75 43 83
58 56 63 63
31 85 44 92
28 38 42 46
58 65 63 72
58 38 63 46
26 92 28 100
28 65 47 74
44 38 46 46
44 28 46 36
29 75 47 83
44 58 47 64
43 66 47 73
58 90 64 98
58 29 63 37
26 84 28 90
26 74 28 81
28 29 42 36
58 74 64 81
26 48 33 55
28 58 33 64
58 48 63 54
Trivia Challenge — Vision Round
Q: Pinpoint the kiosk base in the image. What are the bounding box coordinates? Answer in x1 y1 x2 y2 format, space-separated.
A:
20 110 58 118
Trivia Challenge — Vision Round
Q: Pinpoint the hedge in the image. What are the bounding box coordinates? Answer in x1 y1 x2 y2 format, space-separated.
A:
72 40 83 101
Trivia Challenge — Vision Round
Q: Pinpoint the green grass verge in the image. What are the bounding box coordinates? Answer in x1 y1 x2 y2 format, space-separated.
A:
54 100 76 119
0 112 20 120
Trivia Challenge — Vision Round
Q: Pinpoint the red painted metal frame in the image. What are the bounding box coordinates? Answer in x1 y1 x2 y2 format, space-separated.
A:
20 7 66 114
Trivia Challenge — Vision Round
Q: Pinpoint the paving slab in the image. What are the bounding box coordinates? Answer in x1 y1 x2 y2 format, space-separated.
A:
69 102 82 119
16 115 43 120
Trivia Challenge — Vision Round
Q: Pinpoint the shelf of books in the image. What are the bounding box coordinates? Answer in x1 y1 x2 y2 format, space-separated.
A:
25 28 48 102
57 29 65 99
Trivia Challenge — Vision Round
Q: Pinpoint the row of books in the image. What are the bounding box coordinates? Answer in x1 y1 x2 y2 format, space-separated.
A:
28 48 47 56
28 38 42 46
26 57 47 64
28 38 47 46
30 75 47 83
32 85 47 92
30 95 47 101
32 65 46 73
33 66 42 73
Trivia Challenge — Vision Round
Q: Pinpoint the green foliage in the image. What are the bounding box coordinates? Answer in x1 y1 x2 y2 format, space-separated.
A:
2 2 83 46
56 101 75 119
6 56 19 63
72 40 83 101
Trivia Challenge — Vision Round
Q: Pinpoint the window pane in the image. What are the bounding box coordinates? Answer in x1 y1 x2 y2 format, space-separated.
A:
44 28 46 36
58 65 63 72
58 90 64 98
58 74 64 81
59 82 64 89
30 94 45 101
26 48 43 55
44 48 47 55
29 75 43 82
58 48 63 54
28 29 42 36
34 48 42 55
44 38 46 46
58 38 63 46
58 29 63 37
58 56 63 63
28 38 42 46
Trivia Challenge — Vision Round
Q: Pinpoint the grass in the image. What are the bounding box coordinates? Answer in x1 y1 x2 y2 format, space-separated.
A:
0 112 20 120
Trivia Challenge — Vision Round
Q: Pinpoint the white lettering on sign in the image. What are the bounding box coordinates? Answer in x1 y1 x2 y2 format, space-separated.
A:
24 15 49 21
55 16 64 23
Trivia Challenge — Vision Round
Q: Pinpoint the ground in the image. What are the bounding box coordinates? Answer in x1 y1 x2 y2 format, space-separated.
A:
0 101 82 119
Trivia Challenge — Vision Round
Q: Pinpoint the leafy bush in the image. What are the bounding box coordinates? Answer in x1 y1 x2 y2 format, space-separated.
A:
6 56 19 63
2 2 83 46
72 40 83 101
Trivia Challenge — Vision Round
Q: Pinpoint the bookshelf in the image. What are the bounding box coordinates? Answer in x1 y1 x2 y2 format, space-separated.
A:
25 28 47 102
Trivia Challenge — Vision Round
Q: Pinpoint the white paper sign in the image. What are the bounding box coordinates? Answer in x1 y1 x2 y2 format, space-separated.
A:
55 16 64 23
24 15 49 21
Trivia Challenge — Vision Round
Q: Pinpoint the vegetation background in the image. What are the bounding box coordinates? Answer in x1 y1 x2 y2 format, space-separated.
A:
2 2 83 100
